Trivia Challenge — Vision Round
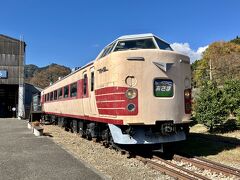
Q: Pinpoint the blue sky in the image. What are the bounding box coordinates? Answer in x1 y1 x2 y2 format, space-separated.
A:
1 0 239 68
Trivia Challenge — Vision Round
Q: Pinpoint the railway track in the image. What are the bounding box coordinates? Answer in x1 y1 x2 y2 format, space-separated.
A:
173 154 240 178
136 154 240 180
48 124 240 179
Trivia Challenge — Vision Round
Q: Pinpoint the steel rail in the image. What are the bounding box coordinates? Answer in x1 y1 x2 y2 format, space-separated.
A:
153 156 210 180
174 155 240 178
136 156 198 180
193 156 240 176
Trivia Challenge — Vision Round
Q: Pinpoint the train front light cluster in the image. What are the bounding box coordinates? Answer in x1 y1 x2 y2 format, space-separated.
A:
125 88 137 99
125 88 137 112
184 89 192 114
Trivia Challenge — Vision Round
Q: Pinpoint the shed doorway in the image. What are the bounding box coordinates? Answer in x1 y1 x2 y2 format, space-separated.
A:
0 85 18 118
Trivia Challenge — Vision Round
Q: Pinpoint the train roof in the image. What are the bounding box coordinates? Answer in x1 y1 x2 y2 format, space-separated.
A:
117 33 170 44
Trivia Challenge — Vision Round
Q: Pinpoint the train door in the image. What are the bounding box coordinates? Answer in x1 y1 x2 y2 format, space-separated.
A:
89 67 97 115
82 71 90 116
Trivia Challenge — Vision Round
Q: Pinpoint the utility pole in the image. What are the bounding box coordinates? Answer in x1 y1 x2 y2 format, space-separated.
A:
209 59 213 81
18 36 25 119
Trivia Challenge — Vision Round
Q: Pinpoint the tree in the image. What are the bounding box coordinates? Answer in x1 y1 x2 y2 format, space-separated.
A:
192 59 209 87
222 80 240 116
195 81 228 132
192 41 240 87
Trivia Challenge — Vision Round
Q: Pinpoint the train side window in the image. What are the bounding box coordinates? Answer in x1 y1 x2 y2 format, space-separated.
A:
91 71 94 91
44 94 47 102
47 93 50 101
83 74 87 96
64 86 69 98
54 90 57 100
58 88 63 99
50 92 53 101
70 83 77 97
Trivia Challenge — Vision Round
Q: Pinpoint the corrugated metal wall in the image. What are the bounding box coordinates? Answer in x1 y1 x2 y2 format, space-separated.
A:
0 35 25 85
0 35 26 118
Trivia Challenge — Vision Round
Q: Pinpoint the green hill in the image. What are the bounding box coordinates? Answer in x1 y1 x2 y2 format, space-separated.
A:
25 63 71 89
230 36 240 45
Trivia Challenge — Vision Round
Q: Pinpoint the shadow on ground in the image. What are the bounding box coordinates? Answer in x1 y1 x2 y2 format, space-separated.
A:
174 133 240 157
43 132 53 137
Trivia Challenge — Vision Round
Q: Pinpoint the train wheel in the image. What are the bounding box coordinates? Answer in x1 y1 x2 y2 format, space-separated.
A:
184 125 190 137
162 143 175 159
104 129 115 149
79 129 86 138
78 120 86 138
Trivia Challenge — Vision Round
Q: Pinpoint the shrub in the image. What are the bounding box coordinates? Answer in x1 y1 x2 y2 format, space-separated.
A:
236 108 240 124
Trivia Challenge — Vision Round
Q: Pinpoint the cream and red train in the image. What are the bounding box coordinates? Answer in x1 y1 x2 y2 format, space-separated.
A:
41 33 192 148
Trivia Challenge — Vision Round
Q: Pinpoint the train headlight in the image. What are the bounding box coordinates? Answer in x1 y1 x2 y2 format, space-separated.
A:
127 103 136 112
184 89 192 114
184 89 191 99
125 89 137 99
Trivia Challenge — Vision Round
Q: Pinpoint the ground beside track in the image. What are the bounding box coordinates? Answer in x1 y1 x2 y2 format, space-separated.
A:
0 118 104 180
175 124 240 169
43 125 174 180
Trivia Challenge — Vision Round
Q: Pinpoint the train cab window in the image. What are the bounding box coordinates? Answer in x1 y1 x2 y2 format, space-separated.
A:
58 88 63 99
114 39 156 52
154 37 173 51
44 94 47 102
98 42 115 59
70 83 77 97
91 72 94 91
99 46 110 59
64 86 69 98
50 92 53 101
83 74 87 96
54 90 57 100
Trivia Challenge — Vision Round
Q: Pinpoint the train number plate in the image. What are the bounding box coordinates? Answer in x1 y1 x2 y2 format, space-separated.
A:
154 79 173 97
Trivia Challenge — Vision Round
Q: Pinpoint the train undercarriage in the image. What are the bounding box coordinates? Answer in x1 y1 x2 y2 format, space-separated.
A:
43 114 189 152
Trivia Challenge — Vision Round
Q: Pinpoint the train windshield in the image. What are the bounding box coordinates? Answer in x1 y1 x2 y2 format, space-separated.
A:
154 37 173 51
114 38 156 52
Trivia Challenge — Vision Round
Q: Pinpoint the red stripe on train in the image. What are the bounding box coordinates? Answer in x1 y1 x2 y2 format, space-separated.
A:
96 101 127 108
95 86 138 116
96 94 126 101
44 111 124 125
98 108 138 116
95 87 127 95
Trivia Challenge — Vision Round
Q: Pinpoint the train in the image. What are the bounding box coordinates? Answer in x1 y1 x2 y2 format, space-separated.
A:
41 33 192 151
